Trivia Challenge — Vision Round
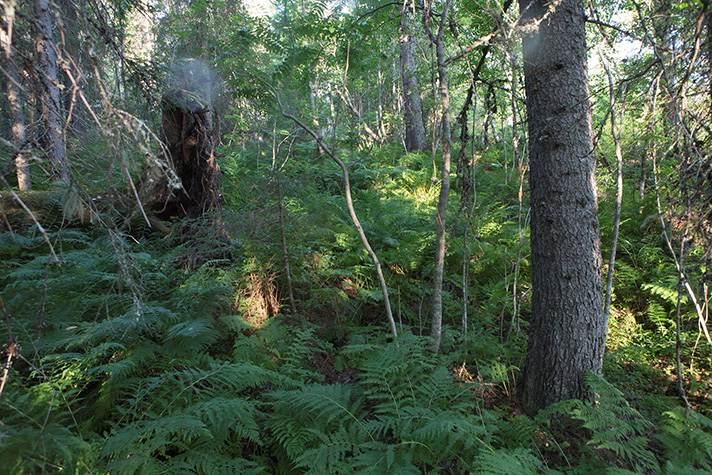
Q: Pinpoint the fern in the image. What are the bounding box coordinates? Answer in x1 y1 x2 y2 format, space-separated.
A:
538 372 658 472
101 362 268 474
657 407 712 470
470 447 542 474
268 383 360 464
266 333 500 473
164 318 220 354
293 426 356 474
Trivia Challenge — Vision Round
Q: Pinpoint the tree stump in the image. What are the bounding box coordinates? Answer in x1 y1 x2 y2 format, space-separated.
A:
156 87 220 218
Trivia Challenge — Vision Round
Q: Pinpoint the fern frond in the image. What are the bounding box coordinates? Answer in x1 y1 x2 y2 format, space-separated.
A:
470 447 542 474
657 407 712 470
539 372 658 472
294 426 355 474
270 383 357 427
175 361 277 396
103 414 211 456
164 318 220 354
188 396 261 445
175 451 264 474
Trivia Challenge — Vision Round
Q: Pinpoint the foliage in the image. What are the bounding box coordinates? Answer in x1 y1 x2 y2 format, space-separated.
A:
3 0 712 472
537 372 712 473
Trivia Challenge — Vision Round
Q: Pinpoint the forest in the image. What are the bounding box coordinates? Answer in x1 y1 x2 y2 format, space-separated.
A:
1 0 712 472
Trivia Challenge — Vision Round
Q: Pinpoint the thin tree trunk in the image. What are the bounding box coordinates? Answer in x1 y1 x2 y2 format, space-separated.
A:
639 73 661 206
461 135 477 335
377 45 387 140
674 242 692 411
277 175 296 314
509 169 529 338
602 60 624 331
509 46 521 169
707 4 712 115
274 93 397 339
652 149 712 346
33 0 69 184
399 6 428 152
460 85 478 336
8 62 31 190
2 0 31 189
271 117 296 314
424 0 452 352
482 84 494 146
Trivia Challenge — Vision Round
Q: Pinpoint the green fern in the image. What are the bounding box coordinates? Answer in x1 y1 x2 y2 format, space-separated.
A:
266 334 500 473
538 372 658 472
657 407 712 470
470 447 542 474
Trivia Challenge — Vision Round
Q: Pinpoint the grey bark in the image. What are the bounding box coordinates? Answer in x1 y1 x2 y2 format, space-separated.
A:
274 93 398 340
602 61 623 333
508 47 522 169
424 0 452 352
33 0 69 184
2 0 31 189
708 6 712 113
518 0 606 414
8 62 31 190
399 7 428 152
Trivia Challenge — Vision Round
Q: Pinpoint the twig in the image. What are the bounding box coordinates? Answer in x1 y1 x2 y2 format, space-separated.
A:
267 84 397 339
0 297 18 401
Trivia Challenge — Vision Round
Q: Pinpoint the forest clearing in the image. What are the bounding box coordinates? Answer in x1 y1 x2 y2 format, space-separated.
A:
1 0 712 473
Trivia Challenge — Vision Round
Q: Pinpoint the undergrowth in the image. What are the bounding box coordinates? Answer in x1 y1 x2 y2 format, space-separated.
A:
1 147 711 473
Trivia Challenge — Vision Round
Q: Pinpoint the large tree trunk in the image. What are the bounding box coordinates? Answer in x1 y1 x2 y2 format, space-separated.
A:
399 7 428 153
33 0 69 184
518 0 605 415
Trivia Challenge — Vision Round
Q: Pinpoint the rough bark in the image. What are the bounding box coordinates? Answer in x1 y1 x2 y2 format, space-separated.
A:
7 62 31 190
708 4 712 114
518 0 605 414
156 88 220 218
2 0 31 189
399 7 428 152
32 0 69 184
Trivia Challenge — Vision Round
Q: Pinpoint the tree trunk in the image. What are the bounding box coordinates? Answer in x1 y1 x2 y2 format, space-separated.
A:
518 0 605 415
33 0 69 184
399 7 428 153
708 6 712 115
8 63 31 190
602 60 623 334
424 0 452 352
508 47 522 169
2 0 31 189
